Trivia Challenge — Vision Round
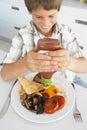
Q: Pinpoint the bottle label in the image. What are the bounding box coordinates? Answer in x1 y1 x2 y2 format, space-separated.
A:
41 77 51 89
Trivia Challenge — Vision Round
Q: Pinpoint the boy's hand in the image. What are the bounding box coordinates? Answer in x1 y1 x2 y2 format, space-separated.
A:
24 49 58 72
47 48 71 71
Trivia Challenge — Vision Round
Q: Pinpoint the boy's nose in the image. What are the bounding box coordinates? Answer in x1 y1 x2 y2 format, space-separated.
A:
42 19 50 26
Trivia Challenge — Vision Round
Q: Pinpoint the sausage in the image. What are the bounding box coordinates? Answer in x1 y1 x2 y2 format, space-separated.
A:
42 92 50 100
43 96 59 114
53 95 65 110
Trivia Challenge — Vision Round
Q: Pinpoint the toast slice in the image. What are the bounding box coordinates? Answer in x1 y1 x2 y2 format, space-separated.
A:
18 77 43 94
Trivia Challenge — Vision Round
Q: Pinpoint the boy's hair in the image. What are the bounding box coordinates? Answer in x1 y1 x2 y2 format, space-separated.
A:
24 0 62 12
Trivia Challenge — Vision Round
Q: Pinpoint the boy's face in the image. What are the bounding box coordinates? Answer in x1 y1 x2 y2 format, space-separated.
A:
31 8 58 36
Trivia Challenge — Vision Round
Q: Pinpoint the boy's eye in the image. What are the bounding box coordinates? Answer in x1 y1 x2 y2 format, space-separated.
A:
36 16 42 19
49 16 54 18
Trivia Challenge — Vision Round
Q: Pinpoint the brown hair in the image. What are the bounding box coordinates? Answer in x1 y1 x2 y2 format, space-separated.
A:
24 0 62 12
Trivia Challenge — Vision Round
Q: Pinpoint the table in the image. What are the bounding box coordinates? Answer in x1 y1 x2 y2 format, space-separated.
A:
0 50 87 130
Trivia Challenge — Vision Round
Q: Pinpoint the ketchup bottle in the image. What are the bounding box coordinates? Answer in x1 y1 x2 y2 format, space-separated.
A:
37 38 61 89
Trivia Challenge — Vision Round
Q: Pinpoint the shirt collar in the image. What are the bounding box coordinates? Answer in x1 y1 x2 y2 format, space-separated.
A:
30 21 62 46
31 21 61 38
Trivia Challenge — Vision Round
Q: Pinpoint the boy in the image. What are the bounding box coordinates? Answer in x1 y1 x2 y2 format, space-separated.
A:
1 0 87 82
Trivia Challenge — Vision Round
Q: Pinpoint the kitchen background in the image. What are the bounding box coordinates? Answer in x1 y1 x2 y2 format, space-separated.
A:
0 0 87 81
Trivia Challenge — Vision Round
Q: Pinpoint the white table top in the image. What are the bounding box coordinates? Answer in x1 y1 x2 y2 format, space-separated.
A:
0 50 87 130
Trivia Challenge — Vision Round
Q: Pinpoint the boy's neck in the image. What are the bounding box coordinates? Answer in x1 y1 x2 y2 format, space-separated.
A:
44 29 53 37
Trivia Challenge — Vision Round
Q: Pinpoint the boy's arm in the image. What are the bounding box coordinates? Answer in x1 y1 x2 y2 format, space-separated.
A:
1 50 57 81
1 57 28 81
67 57 87 73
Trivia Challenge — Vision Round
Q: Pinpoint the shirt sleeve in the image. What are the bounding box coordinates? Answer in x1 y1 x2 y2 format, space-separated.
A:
4 33 23 63
3 21 35 63
61 25 83 58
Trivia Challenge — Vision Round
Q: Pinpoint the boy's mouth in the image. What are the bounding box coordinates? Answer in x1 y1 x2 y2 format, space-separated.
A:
41 26 52 31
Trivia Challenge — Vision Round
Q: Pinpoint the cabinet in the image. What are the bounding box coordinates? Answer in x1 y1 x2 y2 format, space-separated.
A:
58 6 87 57
0 0 31 41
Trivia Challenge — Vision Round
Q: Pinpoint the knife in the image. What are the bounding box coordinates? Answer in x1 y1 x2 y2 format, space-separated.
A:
0 79 18 120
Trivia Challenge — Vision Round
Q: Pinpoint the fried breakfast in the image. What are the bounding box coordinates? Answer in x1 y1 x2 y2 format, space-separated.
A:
18 76 66 114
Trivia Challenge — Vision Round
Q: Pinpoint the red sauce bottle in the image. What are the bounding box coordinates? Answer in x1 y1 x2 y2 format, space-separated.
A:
37 38 61 89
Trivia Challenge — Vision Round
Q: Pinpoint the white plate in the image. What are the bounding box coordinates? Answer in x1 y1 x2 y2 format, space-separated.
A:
11 72 75 123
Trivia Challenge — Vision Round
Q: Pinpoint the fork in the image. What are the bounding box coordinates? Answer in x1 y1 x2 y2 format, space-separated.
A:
71 83 83 122
73 98 83 122
0 79 18 120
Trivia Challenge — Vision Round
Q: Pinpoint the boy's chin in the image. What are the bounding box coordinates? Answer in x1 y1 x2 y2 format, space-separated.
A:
41 30 52 36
